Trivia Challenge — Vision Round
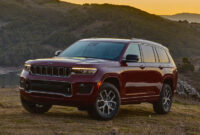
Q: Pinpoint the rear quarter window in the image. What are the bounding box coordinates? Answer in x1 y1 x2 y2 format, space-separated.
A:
156 47 169 63
141 45 156 63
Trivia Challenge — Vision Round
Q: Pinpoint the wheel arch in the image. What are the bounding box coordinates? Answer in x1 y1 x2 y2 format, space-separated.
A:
101 74 122 94
163 77 175 95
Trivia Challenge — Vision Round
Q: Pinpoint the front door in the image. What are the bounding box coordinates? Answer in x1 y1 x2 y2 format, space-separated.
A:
120 43 148 98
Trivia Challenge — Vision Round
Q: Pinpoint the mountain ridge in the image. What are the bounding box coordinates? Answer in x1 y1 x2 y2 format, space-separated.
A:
162 13 200 23
0 0 200 66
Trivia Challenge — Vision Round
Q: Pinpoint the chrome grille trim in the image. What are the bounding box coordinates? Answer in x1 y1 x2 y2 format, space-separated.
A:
31 65 71 77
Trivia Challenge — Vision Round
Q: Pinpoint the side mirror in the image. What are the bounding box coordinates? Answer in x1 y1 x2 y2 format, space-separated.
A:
125 54 139 62
54 50 62 57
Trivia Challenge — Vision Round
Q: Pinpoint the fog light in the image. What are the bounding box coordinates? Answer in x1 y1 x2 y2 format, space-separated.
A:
25 81 30 91
19 78 25 88
78 83 93 94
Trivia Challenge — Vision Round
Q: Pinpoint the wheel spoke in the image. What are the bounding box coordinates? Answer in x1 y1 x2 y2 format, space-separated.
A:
102 106 105 113
97 99 104 104
109 101 117 106
108 105 115 111
97 89 118 116
99 106 104 109
165 90 168 97
162 87 172 111
107 105 111 114
162 98 166 104
167 90 170 98
100 92 104 100
167 98 170 102
108 91 112 97
110 94 116 101
104 90 108 98
99 105 105 112
163 98 167 105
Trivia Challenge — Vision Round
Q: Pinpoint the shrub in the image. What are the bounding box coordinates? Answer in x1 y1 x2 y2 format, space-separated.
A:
178 57 195 73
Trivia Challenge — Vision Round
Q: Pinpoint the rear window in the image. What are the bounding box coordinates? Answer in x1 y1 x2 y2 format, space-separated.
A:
141 45 156 63
156 47 169 63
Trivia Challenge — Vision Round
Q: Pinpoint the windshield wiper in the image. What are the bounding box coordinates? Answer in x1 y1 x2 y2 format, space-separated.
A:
81 56 98 59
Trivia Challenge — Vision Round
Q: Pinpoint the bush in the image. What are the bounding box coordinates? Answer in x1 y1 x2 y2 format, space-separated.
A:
178 57 195 73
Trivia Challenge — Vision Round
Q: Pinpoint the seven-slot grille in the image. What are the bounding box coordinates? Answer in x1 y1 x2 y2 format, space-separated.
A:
30 65 71 77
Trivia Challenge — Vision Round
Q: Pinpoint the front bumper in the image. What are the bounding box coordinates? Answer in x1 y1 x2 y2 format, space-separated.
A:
19 70 101 107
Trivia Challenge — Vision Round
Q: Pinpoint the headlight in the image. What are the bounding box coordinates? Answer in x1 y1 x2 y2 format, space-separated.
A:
24 64 31 71
71 67 97 75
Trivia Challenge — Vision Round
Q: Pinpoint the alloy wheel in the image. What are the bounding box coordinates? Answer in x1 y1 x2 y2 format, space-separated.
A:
162 87 172 112
96 89 118 116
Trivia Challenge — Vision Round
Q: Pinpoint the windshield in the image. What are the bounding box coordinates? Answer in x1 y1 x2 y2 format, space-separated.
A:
59 41 126 60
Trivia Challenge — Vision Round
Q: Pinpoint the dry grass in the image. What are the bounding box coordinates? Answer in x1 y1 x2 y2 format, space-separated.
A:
0 87 200 135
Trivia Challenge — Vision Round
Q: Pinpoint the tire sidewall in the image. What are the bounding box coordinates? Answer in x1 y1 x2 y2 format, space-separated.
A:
94 83 121 120
20 96 52 114
160 84 173 113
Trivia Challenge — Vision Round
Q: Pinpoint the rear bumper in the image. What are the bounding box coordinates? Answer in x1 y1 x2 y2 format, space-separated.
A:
19 70 101 107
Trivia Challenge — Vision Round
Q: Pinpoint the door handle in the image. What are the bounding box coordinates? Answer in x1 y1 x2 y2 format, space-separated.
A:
140 65 145 69
159 65 163 69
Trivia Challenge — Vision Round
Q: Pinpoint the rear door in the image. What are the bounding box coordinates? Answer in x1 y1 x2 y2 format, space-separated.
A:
140 44 162 96
155 47 172 91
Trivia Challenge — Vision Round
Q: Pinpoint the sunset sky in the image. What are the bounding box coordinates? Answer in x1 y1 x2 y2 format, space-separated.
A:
61 0 200 15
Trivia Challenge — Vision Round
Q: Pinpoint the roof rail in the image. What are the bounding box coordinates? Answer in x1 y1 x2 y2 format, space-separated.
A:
131 38 168 50
131 38 140 40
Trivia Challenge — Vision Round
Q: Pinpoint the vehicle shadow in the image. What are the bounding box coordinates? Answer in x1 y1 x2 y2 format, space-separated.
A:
45 111 89 119
117 107 156 117
36 106 156 120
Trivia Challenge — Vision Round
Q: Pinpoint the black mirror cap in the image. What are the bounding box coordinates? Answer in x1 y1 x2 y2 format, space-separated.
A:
125 54 139 62
54 50 62 57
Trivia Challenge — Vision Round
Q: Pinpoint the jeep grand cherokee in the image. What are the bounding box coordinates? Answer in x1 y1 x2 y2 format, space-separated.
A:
19 38 178 120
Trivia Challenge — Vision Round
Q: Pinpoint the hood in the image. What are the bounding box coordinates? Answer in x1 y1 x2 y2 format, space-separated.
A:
25 57 120 67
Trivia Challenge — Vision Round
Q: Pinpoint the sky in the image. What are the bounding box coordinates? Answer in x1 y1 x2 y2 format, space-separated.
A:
61 0 200 15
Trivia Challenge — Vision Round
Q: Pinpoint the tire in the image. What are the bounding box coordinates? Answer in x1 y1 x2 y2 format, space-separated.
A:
153 83 173 114
20 96 52 114
87 83 121 120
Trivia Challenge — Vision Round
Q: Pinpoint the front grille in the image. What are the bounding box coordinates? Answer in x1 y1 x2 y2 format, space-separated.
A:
26 80 72 96
30 66 71 77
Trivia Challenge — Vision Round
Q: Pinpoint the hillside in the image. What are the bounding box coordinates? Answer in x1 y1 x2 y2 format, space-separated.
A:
1 0 200 66
0 87 200 135
162 13 200 23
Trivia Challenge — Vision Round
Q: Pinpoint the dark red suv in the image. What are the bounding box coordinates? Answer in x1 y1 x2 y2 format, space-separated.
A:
19 38 178 120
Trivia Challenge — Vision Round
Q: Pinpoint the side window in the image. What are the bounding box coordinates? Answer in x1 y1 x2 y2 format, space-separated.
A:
123 43 141 62
156 47 169 63
141 45 156 63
